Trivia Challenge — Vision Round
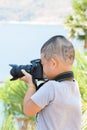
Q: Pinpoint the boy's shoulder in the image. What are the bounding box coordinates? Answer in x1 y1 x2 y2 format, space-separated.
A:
43 80 78 91
40 80 61 89
38 79 78 93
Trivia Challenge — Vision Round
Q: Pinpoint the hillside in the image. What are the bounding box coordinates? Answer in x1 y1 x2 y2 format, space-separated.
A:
0 0 72 24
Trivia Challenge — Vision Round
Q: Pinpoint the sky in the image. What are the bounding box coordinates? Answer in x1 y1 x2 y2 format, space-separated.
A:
0 23 70 81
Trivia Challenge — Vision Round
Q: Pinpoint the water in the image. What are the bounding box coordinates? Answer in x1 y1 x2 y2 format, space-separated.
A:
0 23 69 81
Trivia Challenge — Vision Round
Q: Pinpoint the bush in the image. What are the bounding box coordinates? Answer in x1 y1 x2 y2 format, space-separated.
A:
73 51 87 130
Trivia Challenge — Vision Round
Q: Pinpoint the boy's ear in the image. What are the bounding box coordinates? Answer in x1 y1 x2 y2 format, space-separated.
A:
51 56 59 69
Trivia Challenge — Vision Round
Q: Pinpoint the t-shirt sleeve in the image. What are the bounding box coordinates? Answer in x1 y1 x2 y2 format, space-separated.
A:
31 81 55 109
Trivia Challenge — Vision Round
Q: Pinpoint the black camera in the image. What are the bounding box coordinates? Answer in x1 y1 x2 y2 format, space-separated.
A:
9 59 44 81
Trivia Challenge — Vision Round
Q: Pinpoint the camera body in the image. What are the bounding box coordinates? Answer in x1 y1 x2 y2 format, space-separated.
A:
9 59 44 81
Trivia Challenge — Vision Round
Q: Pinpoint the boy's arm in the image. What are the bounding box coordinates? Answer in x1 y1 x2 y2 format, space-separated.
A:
20 70 42 116
23 86 42 116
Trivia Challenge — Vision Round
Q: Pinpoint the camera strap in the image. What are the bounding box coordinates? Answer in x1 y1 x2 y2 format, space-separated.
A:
53 71 74 82
37 71 74 90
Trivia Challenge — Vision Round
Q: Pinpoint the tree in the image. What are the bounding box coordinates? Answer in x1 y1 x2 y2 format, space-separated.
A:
65 0 87 51
0 80 31 130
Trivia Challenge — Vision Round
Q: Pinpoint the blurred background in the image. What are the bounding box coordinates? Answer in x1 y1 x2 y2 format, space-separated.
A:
0 0 72 24
0 1 87 130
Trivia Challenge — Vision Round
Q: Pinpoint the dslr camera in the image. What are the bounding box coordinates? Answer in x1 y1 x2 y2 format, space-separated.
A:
9 59 44 81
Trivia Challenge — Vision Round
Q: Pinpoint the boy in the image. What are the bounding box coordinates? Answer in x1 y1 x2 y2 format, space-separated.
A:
20 35 82 130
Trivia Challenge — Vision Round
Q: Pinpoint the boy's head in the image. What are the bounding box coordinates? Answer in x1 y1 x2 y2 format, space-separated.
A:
41 35 75 79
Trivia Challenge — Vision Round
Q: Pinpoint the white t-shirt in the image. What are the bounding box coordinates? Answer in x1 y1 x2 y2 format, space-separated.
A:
31 80 82 130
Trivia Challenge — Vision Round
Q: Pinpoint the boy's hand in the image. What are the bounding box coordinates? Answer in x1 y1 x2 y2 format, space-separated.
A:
20 69 34 86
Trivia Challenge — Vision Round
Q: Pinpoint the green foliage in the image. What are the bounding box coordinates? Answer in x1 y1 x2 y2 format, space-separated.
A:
0 79 28 118
0 115 16 130
73 51 87 130
81 99 87 130
0 79 36 130
65 0 87 42
73 51 87 101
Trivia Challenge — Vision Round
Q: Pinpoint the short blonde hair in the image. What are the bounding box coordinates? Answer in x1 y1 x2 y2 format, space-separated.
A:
41 35 75 65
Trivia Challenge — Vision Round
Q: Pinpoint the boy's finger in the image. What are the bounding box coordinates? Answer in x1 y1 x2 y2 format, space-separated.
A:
21 69 28 75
